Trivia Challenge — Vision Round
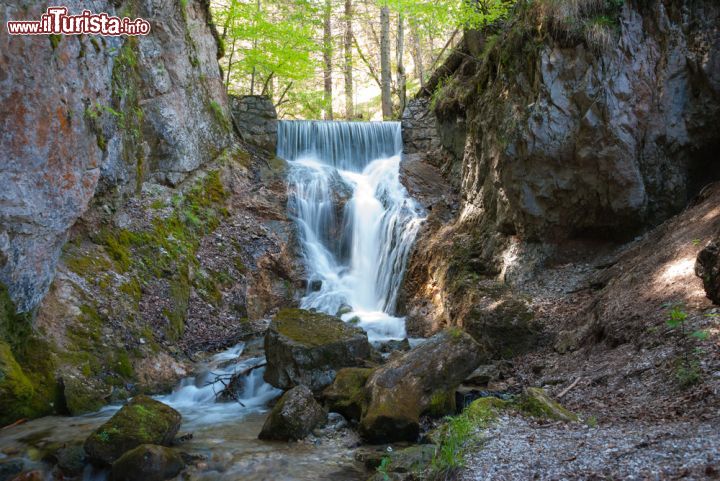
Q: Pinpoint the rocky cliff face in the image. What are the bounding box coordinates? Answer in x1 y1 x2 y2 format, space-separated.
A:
0 0 232 314
0 1 301 423
401 0 720 340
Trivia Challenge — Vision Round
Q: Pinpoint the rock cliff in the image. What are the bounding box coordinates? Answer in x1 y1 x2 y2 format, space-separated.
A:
0 0 232 314
0 1 301 423
400 0 720 340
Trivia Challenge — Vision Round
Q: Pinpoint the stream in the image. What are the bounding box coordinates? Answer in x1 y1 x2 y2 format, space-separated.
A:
0 121 423 480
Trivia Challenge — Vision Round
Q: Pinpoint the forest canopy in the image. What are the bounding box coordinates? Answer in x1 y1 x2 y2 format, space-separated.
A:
210 0 515 120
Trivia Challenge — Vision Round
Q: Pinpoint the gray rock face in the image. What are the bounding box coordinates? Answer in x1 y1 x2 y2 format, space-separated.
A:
359 330 485 443
258 385 327 441
400 0 720 337
696 235 720 305
0 0 232 312
263 308 373 392
452 2 719 241
230 95 278 152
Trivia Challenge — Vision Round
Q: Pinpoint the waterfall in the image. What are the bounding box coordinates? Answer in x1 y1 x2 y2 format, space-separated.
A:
279 120 425 341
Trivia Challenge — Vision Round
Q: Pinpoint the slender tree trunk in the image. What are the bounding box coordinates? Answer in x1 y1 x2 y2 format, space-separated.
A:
396 10 406 117
409 19 424 89
250 0 261 95
225 35 237 90
380 3 392 120
323 0 334 120
344 0 354 120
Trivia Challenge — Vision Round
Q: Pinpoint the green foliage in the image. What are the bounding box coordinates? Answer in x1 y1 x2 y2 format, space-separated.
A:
665 305 707 389
377 456 391 481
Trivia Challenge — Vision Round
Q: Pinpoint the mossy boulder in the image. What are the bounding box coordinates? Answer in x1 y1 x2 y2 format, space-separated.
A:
359 330 486 443
362 444 436 479
60 372 108 415
0 341 36 425
110 444 184 481
84 395 181 465
517 387 578 422
264 308 372 392
321 367 373 421
258 385 327 441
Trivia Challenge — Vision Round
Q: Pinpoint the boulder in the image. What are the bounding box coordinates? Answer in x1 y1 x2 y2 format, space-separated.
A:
696 236 720 304
517 387 578 422
360 330 485 443
54 445 87 477
264 308 372 391
361 444 436 480
84 395 182 465
258 385 327 441
320 367 373 421
110 444 184 481
0 460 23 481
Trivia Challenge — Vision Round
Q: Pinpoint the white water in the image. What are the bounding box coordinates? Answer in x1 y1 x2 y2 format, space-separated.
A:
156 342 281 429
279 121 425 341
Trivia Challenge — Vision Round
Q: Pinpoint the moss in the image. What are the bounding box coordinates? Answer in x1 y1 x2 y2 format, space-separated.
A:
0 286 59 425
84 395 181 465
209 100 231 132
119 278 142 303
273 308 362 347
322 367 372 421
49 34 62 49
426 389 456 417
516 387 578 422
164 264 190 341
115 351 134 378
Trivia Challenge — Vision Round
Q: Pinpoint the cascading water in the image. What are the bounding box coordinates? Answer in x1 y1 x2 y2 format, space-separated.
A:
279 120 425 341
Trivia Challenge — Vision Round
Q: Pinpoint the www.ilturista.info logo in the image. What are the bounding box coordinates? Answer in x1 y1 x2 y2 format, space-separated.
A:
7 6 150 36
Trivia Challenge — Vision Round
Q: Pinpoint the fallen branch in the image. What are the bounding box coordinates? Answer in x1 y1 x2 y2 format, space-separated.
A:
558 377 581 399
1 418 27 430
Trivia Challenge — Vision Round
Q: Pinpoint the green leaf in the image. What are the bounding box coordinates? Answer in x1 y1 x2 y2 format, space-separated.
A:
691 330 709 341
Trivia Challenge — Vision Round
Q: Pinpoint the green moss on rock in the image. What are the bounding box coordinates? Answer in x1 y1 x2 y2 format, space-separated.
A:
517 387 578 422
321 367 372 421
0 285 58 425
273 308 364 347
110 444 184 481
84 395 182 465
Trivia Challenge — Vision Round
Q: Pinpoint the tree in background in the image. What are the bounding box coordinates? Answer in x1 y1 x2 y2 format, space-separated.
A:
212 0 514 119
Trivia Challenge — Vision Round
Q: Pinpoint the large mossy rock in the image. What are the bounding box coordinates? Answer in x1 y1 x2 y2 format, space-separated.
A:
84 395 181 465
110 444 184 481
321 367 373 421
360 330 485 443
264 308 372 391
517 387 578 422
696 236 720 304
258 385 327 441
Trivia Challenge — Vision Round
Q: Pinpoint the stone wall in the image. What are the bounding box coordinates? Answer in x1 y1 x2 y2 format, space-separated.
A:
230 95 278 153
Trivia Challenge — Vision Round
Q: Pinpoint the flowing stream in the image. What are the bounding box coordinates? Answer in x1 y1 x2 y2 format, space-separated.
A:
278 120 425 341
0 120 422 480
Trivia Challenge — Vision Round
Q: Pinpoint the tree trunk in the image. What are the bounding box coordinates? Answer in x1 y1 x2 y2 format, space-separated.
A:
249 0 262 95
409 19 424 90
323 0 334 120
380 3 392 120
344 0 354 120
396 11 406 117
